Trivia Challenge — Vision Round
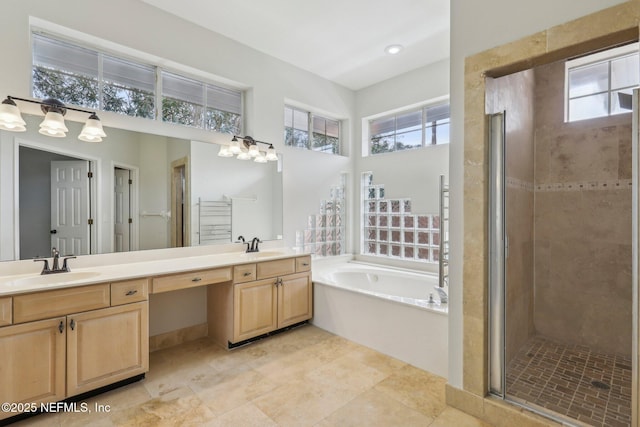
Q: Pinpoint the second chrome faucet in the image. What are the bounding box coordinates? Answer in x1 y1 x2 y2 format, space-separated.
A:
236 236 262 253
34 247 76 275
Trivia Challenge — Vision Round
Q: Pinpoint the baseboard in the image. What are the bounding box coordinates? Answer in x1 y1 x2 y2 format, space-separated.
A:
149 322 208 352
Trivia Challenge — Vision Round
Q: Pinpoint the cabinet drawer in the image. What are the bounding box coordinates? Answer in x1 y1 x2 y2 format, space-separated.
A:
256 258 296 279
152 267 232 294
0 297 11 326
234 264 256 284
295 256 311 272
13 284 110 324
111 278 149 306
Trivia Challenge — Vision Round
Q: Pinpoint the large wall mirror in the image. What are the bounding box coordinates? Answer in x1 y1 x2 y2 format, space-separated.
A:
0 115 283 261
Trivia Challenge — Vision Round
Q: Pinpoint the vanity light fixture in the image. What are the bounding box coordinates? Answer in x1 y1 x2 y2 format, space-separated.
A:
0 96 107 142
218 135 278 163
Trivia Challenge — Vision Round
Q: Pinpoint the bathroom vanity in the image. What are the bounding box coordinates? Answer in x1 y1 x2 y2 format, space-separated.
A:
0 250 312 421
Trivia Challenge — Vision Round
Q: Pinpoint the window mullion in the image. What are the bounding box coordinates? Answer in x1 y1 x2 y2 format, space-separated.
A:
155 67 162 121
202 83 207 129
308 112 312 150
98 53 104 110
608 59 613 115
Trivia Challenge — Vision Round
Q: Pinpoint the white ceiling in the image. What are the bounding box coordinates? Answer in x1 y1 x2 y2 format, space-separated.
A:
140 0 450 90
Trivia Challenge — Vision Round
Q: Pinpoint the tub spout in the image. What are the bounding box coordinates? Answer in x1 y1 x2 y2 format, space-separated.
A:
434 286 448 304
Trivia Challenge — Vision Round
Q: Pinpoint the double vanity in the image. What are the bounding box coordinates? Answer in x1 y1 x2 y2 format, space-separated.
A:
0 248 312 422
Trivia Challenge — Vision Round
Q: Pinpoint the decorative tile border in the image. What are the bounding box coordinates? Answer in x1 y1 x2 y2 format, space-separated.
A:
506 177 534 191
535 179 632 192
507 177 632 193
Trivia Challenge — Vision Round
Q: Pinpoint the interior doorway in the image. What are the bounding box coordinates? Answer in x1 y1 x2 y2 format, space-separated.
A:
19 145 95 260
114 167 132 252
170 157 190 247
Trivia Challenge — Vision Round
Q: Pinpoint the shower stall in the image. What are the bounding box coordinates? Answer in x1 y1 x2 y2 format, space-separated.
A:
487 58 638 427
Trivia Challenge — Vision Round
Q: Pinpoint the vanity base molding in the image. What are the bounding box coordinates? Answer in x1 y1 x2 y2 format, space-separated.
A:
0 374 145 427
227 320 308 349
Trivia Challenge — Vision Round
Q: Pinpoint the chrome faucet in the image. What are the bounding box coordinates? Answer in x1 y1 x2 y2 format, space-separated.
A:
236 235 251 252
249 237 262 253
34 247 76 275
434 286 448 304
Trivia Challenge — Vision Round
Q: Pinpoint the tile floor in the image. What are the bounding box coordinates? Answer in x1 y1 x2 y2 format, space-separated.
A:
506 335 632 427
12 325 489 426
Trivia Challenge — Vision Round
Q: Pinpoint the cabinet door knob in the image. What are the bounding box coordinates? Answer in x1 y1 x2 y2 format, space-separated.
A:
58 320 64 334
192 277 202 282
70 319 76 331
125 290 138 296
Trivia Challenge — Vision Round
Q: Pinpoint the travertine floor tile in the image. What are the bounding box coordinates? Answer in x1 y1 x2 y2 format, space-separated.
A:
317 388 434 427
375 364 447 418
430 407 493 427
202 402 277 427
9 325 489 427
252 379 357 427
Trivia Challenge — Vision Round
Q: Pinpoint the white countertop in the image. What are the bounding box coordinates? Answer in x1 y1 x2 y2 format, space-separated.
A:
0 247 307 296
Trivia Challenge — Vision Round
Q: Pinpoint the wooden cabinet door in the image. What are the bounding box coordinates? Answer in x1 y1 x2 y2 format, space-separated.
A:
233 278 277 343
66 302 148 397
277 272 313 329
0 317 66 420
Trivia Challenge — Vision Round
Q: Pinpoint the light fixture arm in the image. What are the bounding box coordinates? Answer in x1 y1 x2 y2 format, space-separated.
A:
1 95 107 142
232 135 273 149
7 96 98 116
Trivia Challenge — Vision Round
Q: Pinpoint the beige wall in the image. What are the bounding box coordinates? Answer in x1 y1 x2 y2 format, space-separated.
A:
533 61 633 356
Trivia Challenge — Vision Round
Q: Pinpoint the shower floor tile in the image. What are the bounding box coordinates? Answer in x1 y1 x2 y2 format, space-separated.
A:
506 335 632 427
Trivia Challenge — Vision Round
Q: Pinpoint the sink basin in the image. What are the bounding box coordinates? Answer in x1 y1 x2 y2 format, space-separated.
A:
240 251 286 259
11 271 102 287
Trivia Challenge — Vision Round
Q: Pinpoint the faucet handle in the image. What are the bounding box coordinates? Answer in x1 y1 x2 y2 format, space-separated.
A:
34 258 50 274
62 256 76 272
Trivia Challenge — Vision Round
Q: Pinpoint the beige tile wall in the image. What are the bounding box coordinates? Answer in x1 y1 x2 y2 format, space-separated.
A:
488 70 536 364
533 61 633 356
455 1 640 425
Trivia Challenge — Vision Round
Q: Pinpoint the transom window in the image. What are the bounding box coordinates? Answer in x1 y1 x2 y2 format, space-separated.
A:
32 32 242 134
284 106 341 154
368 102 449 155
565 43 639 122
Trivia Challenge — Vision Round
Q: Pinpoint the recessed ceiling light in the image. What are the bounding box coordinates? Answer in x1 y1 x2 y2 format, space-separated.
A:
385 44 404 55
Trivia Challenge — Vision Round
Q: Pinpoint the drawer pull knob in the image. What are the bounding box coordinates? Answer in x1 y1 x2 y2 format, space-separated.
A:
125 290 138 296
58 321 64 334
192 277 202 282
243 272 252 277
302 263 309 266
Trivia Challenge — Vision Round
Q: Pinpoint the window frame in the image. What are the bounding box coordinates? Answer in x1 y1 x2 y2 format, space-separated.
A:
30 30 244 135
284 105 342 155
564 42 639 123
367 100 450 156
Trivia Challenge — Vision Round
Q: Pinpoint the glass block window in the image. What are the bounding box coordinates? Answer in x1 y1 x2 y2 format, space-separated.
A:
32 31 242 133
361 172 439 263
284 105 341 154
565 42 639 122
296 174 347 257
368 101 449 155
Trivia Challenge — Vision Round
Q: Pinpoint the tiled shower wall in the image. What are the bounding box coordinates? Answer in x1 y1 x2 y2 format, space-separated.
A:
533 61 632 356
488 70 536 364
